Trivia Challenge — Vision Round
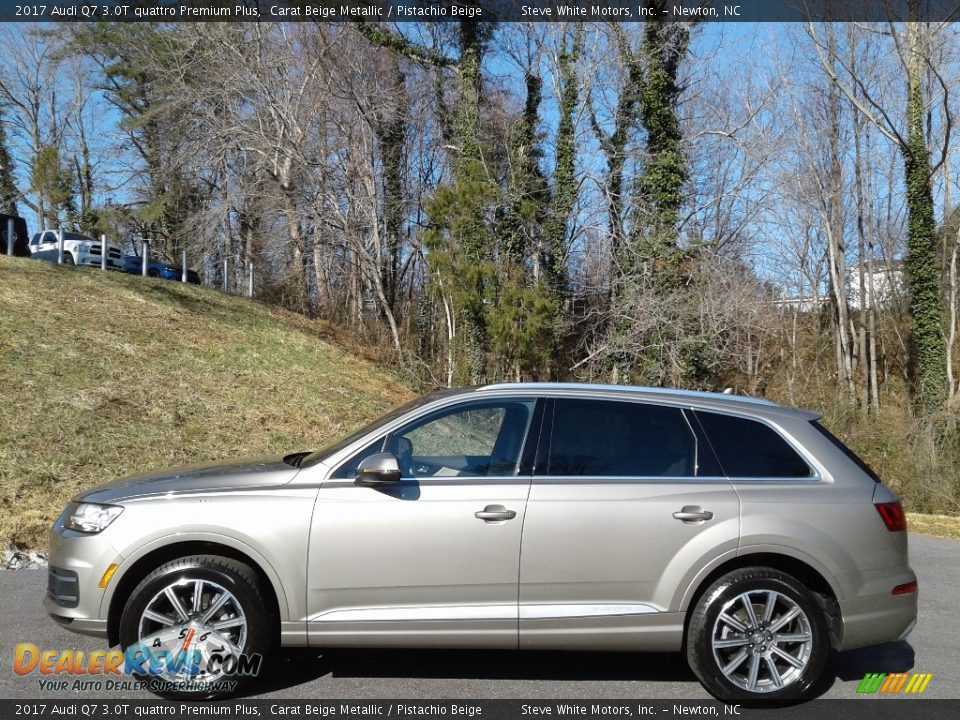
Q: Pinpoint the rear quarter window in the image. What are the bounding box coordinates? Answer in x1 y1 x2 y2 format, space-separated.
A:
694 410 813 479
809 421 881 482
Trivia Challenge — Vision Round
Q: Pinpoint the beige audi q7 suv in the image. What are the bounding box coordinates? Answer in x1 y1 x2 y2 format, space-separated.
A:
45 383 917 701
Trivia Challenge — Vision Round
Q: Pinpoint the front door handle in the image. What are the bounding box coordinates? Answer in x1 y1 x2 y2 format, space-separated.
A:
475 505 517 522
672 505 714 523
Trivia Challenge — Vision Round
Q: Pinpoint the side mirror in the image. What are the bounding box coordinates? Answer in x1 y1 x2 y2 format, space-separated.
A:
355 452 402 486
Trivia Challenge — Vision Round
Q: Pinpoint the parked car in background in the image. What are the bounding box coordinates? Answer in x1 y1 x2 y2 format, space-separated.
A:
45 383 917 701
29 230 124 270
0 213 31 257
123 254 200 284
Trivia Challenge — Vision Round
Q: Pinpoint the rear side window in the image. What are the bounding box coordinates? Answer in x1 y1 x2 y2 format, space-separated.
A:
695 411 812 478
546 399 700 477
810 421 881 482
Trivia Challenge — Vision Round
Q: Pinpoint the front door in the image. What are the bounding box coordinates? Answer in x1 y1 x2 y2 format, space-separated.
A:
307 397 540 648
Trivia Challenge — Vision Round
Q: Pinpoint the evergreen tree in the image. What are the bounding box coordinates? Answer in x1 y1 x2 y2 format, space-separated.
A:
0 112 18 215
423 19 498 384
31 145 74 227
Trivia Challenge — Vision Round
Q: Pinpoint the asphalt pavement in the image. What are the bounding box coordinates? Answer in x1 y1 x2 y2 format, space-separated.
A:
1 533 957 700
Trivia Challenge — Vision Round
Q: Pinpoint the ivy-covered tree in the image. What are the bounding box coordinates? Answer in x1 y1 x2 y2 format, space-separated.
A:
902 21 947 412
541 27 582 297
809 9 949 412
356 17 497 383
631 5 689 275
602 7 692 384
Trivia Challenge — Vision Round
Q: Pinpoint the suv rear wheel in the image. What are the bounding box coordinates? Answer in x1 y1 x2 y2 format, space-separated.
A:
686 567 829 701
118 554 273 699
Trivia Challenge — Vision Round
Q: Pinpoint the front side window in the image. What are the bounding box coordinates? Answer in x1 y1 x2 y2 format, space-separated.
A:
333 399 536 480
546 399 698 477
694 411 812 478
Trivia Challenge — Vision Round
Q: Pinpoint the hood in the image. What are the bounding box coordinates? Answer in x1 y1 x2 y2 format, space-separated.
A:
77 455 300 504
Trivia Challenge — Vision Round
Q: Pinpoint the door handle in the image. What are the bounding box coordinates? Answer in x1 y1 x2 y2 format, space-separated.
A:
672 505 714 523
475 505 517 522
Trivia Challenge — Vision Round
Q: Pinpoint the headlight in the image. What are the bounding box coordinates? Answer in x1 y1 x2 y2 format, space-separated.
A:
77 242 91 252
64 503 123 533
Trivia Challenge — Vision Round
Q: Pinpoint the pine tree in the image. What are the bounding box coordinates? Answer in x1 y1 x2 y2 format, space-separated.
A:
31 145 74 227
0 112 18 215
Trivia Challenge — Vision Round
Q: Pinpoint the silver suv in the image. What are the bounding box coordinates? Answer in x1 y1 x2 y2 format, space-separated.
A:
45 383 917 701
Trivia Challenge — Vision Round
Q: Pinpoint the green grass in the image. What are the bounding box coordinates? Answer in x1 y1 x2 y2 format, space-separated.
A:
0 256 413 548
907 513 960 540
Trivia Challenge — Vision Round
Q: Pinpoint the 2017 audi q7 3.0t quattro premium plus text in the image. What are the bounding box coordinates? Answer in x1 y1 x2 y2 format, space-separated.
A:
45 383 917 700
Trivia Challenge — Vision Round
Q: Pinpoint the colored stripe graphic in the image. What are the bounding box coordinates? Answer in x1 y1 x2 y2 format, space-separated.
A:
857 673 886 693
858 672 932 694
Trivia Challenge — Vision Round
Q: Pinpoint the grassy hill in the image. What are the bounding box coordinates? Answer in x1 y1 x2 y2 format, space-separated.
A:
0 256 413 548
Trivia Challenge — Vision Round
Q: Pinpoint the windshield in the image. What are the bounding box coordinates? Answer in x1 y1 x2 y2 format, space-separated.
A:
300 389 465 468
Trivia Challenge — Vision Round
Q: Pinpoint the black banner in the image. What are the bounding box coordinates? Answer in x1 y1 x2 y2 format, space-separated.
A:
2 700 959 720
2 1 960 24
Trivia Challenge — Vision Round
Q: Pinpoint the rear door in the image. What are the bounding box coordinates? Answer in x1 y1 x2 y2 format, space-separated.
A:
519 397 741 650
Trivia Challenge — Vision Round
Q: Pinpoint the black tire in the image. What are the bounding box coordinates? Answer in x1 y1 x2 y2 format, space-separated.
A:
119 554 273 699
147 268 160 278
686 567 829 702
62 253 75 266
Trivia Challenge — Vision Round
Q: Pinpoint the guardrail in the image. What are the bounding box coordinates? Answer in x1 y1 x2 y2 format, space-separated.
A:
30 226 256 298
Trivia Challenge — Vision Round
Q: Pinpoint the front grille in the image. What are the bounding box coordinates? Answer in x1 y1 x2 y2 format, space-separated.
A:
89 245 121 258
47 567 79 608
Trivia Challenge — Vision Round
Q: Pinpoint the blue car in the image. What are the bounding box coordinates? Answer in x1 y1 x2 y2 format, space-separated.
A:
124 255 200 284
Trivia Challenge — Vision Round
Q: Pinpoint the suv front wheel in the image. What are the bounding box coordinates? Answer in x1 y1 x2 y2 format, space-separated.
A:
686 567 829 701
118 554 273 699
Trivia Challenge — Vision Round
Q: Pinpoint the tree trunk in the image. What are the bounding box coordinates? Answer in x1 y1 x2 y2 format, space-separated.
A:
903 17 948 412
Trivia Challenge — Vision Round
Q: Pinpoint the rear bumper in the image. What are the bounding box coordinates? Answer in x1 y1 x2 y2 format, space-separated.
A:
837 584 918 650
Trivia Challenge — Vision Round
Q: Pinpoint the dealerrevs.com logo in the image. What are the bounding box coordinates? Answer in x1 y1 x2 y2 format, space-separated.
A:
13 634 262 694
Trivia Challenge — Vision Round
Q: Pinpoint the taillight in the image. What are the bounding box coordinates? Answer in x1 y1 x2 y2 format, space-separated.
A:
892 581 918 595
875 501 907 532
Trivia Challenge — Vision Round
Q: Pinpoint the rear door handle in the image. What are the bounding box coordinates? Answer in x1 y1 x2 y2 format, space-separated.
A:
672 505 714 523
475 505 517 522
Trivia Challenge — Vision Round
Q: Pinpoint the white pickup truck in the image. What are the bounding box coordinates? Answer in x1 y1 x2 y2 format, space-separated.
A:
29 229 124 270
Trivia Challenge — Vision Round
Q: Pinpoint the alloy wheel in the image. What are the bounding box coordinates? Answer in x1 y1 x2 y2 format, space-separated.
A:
710 589 813 694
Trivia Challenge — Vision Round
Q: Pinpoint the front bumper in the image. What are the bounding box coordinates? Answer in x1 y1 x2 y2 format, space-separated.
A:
44 518 123 640
75 251 124 271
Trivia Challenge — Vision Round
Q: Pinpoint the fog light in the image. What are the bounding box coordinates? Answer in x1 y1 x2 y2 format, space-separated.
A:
98 563 119 589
